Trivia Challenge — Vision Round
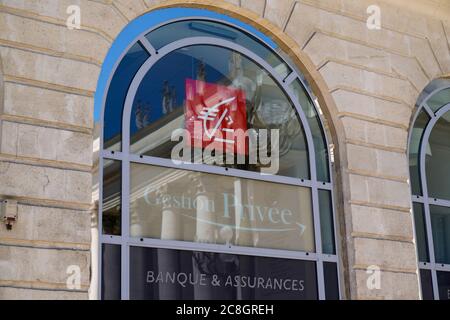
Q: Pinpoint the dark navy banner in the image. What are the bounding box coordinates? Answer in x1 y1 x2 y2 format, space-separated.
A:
129 247 319 300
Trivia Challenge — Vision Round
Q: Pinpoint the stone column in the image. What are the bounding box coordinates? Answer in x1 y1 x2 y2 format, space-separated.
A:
234 179 255 248
189 172 217 244
189 172 220 299
158 184 181 241
156 184 181 299
129 197 143 238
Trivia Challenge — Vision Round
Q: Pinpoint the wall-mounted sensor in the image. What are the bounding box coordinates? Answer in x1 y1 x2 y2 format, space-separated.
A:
1 199 18 230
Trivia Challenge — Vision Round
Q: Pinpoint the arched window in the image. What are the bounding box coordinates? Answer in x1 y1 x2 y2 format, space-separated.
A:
99 8 339 300
409 79 450 300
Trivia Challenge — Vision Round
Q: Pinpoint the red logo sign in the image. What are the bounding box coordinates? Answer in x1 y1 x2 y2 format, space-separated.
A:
185 79 247 155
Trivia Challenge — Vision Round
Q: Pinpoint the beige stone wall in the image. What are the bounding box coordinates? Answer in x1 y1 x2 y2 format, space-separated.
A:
277 0 449 299
0 0 449 299
0 0 96 299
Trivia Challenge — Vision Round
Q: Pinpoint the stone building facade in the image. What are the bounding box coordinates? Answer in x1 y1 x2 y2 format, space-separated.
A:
0 0 449 300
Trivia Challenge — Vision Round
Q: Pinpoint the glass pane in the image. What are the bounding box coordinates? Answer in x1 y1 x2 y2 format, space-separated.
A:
427 88 450 112
319 190 335 254
145 20 290 78
130 45 310 180
101 244 121 300
420 269 434 300
426 111 450 200
437 271 450 300
409 110 430 196
290 80 329 182
130 246 318 300
130 163 315 252
102 160 121 235
413 202 429 262
323 262 339 300
430 205 450 264
104 42 149 151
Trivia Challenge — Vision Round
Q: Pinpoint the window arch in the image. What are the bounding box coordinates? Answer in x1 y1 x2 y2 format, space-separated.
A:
99 8 339 300
409 79 450 300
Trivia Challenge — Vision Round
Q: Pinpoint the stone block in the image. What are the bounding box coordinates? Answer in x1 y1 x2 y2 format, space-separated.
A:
223 0 240 6
113 0 148 21
0 12 110 63
305 31 391 72
341 117 408 150
3 82 93 129
0 245 90 286
320 62 417 106
353 237 417 271
348 173 412 208
64 169 93 203
0 47 100 92
0 287 87 300
265 0 294 29
354 269 420 299
408 36 443 80
332 89 411 128
287 3 411 55
143 0 165 9
0 0 125 40
241 0 266 16
350 204 414 239
1 121 92 166
346 143 409 180
0 162 91 204
389 54 431 94
0 204 91 245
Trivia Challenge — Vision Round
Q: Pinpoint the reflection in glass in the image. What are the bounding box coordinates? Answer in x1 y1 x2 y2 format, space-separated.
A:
290 80 329 182
430 205 450 264
427 88 450 112
104 42 149 151
409 110 430 196
437 271 450 300
129 163 315 252
145 19 291 78
100 15 338 302
130 45 309 180
102 160 121 235
323 262 339 300
420 269 434 300
130 246 318 300
426 112 450 200
413 202 429 262
102 244 121 300
319 190 335 254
